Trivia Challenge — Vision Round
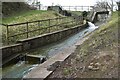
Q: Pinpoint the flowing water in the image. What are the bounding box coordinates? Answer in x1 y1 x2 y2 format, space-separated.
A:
2 22 98 79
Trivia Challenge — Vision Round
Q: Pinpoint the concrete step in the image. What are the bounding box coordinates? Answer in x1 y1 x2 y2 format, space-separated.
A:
25 54 46 64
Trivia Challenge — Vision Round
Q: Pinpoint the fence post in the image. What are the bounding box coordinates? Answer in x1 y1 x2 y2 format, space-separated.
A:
56 18 58 25
38 21 41 34
82 6 83 11
66 17 67 27
6 25 9 44
69 6 70 11
56 18 58 30
76 18 78 25
76 6 77 11
26 22 29 38
74 17 77 25
39 4 41 10
88 6 89 11
48 19 50 33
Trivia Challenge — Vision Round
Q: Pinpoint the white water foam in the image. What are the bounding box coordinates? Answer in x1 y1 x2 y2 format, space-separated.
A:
88 22 98 29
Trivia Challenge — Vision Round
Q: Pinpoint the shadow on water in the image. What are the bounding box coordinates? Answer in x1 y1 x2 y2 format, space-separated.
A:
2 22 98 79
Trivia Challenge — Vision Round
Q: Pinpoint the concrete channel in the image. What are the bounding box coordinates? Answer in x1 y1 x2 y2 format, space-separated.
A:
2 22 99 79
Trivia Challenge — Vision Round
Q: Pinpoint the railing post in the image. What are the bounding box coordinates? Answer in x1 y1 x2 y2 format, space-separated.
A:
56 18 58 25
76 6 77 11
38 21 41 34
66 17 67 27
48 19 50 33
56 18 58 30
57 17 59 30
76 18 77 25
88 6 89 11
26 22 29 38
69 6 70 11
82 6 83 11
6 25 9 44
72 17 74 25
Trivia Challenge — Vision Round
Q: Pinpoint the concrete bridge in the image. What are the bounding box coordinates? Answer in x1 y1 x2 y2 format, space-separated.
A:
46 5 109 23
89 11 109 23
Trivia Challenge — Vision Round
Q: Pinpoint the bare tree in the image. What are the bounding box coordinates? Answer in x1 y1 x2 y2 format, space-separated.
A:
116 1 120 10
94 1 109 11
107 0 114 11
95 0 115 11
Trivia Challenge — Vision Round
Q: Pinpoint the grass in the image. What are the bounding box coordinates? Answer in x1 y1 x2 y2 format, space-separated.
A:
68 11 82 16
48 11 119 78
2 10 63 24
2 10 83 46
79 11 119 58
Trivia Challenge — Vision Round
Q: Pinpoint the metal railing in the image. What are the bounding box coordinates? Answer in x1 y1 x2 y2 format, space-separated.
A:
32 5 93 11
2 16 83 45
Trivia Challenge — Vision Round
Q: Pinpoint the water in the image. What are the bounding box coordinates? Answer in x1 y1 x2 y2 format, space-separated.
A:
88 22 98 29
2 22 98 79
2 61 38 79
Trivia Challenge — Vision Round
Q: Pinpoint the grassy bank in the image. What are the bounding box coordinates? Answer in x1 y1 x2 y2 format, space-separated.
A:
2 10 63 24
68 11 82 16
2 10 81 46
48 11 119 78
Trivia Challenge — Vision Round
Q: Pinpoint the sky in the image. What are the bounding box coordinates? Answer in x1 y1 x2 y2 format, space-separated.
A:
27 0 118 6
27 0 97 6
26 0 118 11
38 0 97 6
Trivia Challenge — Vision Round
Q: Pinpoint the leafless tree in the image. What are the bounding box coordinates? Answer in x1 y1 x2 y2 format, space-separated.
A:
116 1 120 10
95 0 116 11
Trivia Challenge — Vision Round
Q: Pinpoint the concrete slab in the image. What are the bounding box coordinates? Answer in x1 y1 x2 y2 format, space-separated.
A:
24 67 52 79
25 55 46 64
24 45 76 79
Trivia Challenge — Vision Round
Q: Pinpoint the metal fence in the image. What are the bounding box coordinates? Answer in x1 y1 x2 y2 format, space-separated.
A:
2 16 83 45
32 5 93 11
61 6 92 11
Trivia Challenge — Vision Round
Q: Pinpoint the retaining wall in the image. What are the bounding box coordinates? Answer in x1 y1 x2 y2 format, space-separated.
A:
0 24 88 66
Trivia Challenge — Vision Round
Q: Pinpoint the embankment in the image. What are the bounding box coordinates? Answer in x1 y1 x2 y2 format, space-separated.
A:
48 11 119 78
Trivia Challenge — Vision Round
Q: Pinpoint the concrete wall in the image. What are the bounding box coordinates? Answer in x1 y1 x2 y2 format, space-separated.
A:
1 43 22 66
17 24 88 51
0 24 88 66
